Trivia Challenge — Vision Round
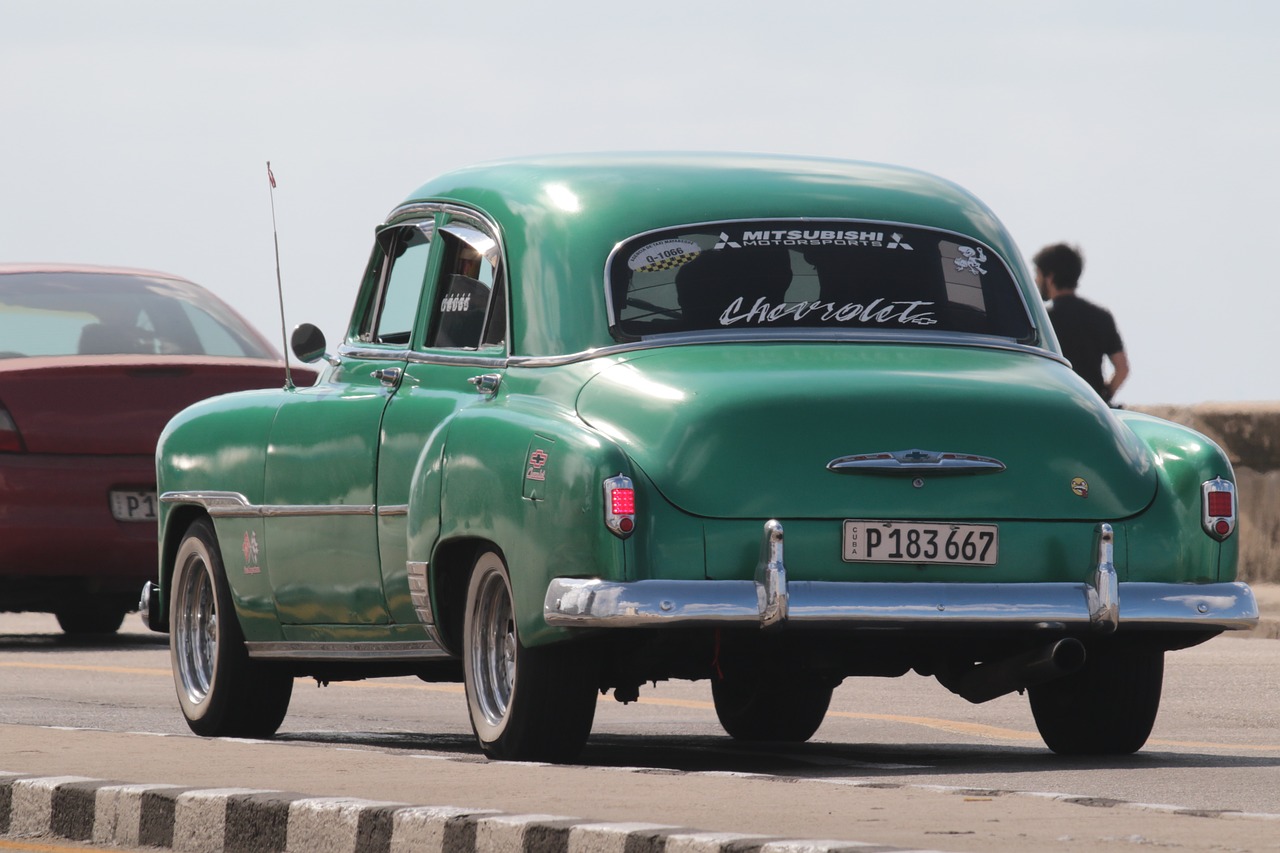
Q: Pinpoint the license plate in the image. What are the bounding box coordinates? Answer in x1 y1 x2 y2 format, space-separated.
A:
843 520 998 565
110 490 158 522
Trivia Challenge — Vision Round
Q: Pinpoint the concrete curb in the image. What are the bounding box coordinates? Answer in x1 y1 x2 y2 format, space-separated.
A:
0 771 952 853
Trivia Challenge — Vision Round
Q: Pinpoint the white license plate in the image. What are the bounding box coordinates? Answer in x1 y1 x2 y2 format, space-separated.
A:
110 490 158 522
843 520 998 565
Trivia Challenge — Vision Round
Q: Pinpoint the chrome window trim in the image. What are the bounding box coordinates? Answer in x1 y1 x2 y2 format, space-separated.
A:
161 490 376 518
337 343 508 368
378 202 512 359
603 215 1042 346
505 330 1069 370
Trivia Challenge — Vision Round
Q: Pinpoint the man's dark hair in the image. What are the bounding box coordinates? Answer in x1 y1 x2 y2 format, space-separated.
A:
1033 243 1084 290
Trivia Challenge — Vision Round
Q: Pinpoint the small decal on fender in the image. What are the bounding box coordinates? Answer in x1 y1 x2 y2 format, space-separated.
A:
242 530 261 574
1070 477 1089 498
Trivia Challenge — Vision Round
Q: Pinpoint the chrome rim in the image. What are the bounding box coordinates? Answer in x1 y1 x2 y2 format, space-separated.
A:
173 545 217 705
471 566 516 727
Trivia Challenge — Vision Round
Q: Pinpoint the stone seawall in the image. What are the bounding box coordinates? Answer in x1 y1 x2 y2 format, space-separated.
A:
1133 402 1280 584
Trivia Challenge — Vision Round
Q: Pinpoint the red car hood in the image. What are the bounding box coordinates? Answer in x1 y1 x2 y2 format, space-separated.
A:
0 355 314 455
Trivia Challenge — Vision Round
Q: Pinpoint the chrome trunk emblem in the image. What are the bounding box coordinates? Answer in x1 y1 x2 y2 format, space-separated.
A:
827 449 1005 475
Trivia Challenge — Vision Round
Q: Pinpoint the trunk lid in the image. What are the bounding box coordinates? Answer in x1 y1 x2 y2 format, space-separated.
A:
576 343 1156 521
0 355 306 455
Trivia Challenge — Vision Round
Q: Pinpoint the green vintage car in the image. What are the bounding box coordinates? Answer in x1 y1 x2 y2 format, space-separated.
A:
144 153 1257 762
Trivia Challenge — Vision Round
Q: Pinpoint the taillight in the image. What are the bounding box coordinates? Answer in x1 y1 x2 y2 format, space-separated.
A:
0 403 24 453
1201 477 1236 540
603 474 636 539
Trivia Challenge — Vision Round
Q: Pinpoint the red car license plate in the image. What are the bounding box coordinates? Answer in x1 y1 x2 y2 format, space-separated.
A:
843 520 998 565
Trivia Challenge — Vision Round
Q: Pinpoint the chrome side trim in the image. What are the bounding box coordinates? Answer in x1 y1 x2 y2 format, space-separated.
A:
245 640 451 661
378 505 409 517
407 560 447 648
160 491 376 518
828 449 1006 475
544 522 1259 633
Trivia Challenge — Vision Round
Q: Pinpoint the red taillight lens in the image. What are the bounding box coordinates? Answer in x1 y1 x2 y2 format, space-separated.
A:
0 404 24 453
603 474 636 539
611 488 636 515
1201 477 1236 541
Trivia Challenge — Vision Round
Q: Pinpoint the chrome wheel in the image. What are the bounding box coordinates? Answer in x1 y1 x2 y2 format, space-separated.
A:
462 548 598 762
470 561 516 727
173 535 218 706
169 519 292 738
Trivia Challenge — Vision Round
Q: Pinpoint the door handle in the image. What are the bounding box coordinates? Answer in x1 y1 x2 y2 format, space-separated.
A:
371 367 403 387
468 373 502 396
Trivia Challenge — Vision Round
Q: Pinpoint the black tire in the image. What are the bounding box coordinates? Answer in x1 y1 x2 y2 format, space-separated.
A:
712 670 833 742
169 519 293 738
1029 645 1164 755
55 606 127 635
462 549 597 762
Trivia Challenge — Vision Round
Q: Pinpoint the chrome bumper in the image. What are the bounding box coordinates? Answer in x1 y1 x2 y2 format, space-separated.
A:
544 521 1259 633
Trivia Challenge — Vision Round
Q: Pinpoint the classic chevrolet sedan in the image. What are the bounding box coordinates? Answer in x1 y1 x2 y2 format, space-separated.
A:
145 153 1257 761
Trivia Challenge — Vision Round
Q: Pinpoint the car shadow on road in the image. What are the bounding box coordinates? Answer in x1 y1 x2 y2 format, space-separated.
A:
270 728 1280 776
0 629 168 652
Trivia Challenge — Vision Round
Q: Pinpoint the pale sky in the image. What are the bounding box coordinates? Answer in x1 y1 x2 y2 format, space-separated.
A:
3 1 1276 405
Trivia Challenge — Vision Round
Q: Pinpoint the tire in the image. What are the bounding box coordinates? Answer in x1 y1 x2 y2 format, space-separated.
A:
55 606 126 635
462 549 597 762
170 519 293 738
712 670 833 742
1029 645 1164 755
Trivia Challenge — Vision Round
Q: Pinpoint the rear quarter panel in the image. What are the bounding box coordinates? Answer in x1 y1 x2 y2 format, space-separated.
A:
408 367 634 647
1117 410 1238 582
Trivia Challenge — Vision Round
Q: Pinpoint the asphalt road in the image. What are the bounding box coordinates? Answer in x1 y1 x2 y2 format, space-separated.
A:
2 610 1279 852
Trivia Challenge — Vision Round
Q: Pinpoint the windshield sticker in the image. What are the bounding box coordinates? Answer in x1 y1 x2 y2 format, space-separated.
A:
712 229 913 249
629 239 701 273
954 246 988 276
719 297 938 327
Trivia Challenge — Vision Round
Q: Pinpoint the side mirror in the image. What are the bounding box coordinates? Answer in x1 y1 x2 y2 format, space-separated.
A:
290 323 332 365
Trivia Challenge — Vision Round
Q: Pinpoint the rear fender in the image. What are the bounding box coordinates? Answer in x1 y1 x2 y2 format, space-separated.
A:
409 404 633 648
1117 411 1237 582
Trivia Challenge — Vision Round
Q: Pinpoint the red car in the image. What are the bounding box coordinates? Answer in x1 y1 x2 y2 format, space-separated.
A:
0 263 311 634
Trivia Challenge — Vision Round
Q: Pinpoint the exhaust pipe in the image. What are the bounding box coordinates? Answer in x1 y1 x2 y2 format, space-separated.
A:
940 638 1086 704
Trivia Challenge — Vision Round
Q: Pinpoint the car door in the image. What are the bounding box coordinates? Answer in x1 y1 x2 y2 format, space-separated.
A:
376 214 508 627
261 222 433 628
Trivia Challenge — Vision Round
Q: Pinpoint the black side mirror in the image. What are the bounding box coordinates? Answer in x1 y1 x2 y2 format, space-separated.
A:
290 323 329 364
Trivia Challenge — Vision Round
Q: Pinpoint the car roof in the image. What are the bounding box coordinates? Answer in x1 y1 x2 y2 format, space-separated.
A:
400 152 1013 245
393 154 1039 357
0 263 195 281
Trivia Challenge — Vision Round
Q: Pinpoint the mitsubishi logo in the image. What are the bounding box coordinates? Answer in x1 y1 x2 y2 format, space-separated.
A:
713 232 741 249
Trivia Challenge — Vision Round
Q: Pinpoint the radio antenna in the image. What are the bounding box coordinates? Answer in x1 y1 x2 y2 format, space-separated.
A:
267 161 295 390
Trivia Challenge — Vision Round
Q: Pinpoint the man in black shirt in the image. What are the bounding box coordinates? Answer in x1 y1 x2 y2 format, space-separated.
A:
1033 243 1130 404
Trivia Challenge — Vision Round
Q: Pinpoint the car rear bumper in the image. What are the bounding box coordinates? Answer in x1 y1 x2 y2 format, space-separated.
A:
0 453 156 582
544 520 1259 633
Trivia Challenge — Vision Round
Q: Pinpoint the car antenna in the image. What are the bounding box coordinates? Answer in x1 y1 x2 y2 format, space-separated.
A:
266 160 295 391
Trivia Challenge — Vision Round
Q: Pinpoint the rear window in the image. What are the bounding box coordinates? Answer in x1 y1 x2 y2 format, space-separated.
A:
607 220 1033 341
0 272 276 359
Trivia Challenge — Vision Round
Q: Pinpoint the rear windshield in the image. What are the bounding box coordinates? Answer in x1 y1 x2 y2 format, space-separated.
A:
0 272 276 359
607 219 1033 341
